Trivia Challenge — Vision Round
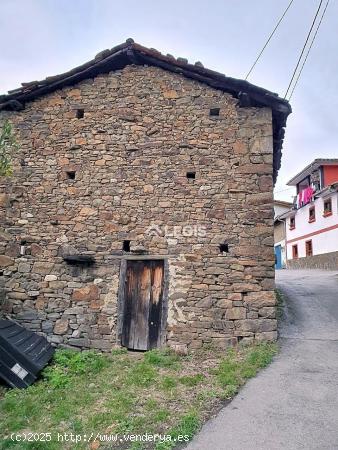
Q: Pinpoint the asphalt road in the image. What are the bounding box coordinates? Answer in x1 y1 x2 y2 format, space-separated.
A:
187 269 338 450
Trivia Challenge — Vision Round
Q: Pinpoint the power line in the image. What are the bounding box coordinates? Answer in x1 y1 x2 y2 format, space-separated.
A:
284 0 324 99
288 0 330 100
245 0 295 80
274 187 295 194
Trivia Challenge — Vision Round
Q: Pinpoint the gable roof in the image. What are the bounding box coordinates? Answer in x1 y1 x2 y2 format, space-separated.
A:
0 38 291 182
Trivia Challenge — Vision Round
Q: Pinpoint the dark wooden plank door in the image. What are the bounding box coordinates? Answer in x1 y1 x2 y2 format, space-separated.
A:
121 260 164 350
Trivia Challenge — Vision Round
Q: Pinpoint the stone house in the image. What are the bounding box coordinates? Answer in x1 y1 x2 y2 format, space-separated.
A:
0 39 291 352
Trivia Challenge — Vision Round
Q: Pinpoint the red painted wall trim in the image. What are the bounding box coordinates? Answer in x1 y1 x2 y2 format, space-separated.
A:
287 223 338 244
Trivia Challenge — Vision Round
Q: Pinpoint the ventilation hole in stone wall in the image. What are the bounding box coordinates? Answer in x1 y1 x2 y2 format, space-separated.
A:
63 254 95 266
123 240 131 252
66 171 76 180
186 171 196 180
20 239 26 256
76 109 84 119
209 107 220 116
219 243 229 254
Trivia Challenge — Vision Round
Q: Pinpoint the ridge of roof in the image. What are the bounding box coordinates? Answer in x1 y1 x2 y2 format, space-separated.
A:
0 38 292 183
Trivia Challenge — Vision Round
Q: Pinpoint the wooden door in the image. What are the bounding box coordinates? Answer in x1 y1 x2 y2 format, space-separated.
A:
121 260 164 350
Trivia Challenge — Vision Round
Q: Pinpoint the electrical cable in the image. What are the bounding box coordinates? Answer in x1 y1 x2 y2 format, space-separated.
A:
245 0 295 80
288 0 330 100
284 0 324 98
274 187 296 194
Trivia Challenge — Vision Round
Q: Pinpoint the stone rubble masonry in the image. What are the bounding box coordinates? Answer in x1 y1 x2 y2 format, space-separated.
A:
287 251 338 270
0 65 276 352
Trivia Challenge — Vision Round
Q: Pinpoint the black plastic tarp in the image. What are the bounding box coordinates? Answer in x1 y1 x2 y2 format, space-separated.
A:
0 319 54 388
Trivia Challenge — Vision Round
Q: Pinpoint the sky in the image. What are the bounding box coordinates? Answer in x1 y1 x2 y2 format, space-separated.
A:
1 0 337 202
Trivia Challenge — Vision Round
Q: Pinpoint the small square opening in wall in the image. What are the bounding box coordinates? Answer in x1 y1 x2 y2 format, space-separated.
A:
219 243 229 254
76 109 84 119
123 240 131 252
186 172 196 180
20 239 27 256
209 107 220 116
66 171 76 180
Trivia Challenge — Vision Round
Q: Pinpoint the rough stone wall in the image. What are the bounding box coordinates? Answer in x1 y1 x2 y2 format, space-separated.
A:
0 65 276 351
287 251 338 270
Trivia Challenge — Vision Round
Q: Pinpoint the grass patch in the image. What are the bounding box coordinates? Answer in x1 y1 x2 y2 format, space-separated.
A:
161 375 177 391
155 412 200 450
179 374 205 387
42 349 109 388
0 343 277 450
216 342 277 395
144 349 181 369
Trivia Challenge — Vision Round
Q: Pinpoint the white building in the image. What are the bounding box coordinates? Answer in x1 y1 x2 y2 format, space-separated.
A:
283 159 338 268
274 200 292 269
